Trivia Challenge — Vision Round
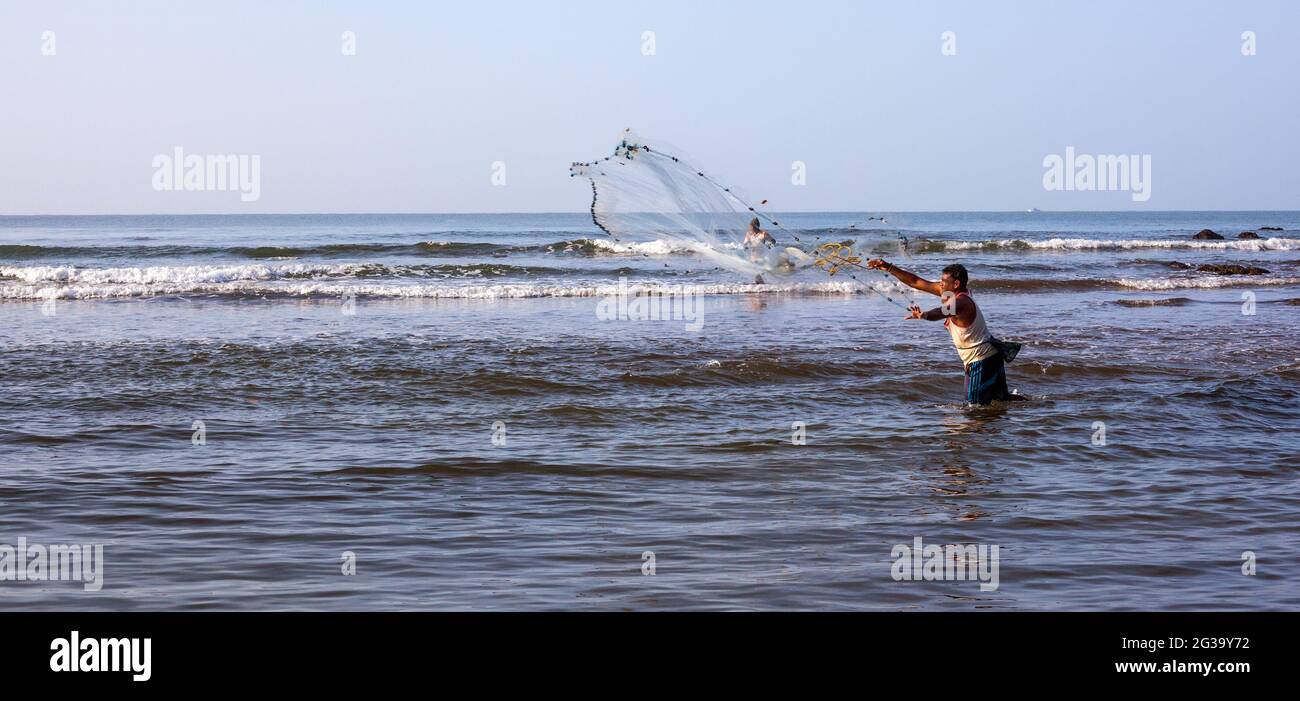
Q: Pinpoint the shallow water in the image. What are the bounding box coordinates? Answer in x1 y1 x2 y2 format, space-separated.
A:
1 212 1297 610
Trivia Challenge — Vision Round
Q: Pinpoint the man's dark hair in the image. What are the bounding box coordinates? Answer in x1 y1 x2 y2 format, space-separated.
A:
942 263 969 289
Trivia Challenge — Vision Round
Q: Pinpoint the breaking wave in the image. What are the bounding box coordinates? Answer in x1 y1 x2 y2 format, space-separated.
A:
3 258 1298 301
909 237 1300 253
1114 276 1300 290
0 278 878 301
0 238 697 261
0 262 594 285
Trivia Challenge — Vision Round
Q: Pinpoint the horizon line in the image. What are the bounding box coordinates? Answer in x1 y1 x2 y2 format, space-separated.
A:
3 209 1299 218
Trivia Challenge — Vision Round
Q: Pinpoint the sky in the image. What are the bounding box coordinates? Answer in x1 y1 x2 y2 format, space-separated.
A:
0 0 1296 214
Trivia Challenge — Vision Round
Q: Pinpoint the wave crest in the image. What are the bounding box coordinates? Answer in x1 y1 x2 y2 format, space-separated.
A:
911 237 1300 253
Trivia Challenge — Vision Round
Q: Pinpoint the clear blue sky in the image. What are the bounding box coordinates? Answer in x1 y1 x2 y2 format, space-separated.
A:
0 0 1296 214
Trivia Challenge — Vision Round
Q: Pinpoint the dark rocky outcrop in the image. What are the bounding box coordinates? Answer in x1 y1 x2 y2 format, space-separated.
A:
1196 263 1270 275
1115 297 1193 307
1192 229 1224 240
1260 226 1283 231
1167 261 1193 270
1237 231 1260 240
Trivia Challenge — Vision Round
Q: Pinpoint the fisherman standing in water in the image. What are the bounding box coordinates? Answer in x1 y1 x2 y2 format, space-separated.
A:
743 217 776 285
866 259 1018 405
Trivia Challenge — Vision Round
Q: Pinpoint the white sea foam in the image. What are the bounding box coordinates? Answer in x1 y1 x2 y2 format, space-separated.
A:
558 237 753 257
3 261 1295 300
581 238 702 256
933 237 1300 251
1114 276 1300 290
0 262 357 285
0 278 884 301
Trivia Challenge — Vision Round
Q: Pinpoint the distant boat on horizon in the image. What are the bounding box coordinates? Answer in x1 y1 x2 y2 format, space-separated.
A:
1027 207 1041 213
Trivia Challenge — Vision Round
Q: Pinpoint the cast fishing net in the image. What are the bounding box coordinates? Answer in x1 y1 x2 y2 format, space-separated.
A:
570 129 917 308
569 130 794 277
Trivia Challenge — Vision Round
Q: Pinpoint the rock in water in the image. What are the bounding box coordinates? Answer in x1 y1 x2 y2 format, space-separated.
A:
1192 229 1224 240
1260 226 1282 231
1197 263 1270 275
1237 231 1260 240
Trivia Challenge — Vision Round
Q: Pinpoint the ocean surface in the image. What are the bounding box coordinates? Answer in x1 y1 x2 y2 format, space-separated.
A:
1 211 1298 610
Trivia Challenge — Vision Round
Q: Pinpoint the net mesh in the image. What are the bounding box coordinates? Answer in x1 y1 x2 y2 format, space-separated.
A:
570 130 798 277
570 130 918 309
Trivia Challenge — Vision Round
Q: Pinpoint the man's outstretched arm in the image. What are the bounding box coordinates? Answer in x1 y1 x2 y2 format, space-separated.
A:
866 259 942 296
906 305 946 321
904 296 976 323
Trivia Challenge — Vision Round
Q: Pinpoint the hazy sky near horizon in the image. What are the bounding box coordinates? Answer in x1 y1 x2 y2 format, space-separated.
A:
0 1 1296 214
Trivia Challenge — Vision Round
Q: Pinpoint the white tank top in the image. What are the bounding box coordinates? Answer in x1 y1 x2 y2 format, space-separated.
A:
944 292 997 366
